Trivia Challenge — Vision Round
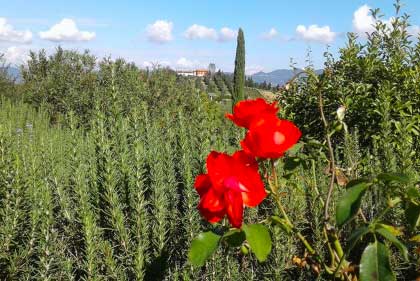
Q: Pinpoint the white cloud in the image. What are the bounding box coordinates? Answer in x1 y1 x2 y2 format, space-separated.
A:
175 57 205 69
296 24 336 43
409 25 420 36
245 65 264 75
185 24 217 40
352 5 376 34
185 24 236 42
176 57 194 68
39 18 95 42
142 60 171 69
160 60 171 67
142 61 153 68
3 46 29 64
146 20 173 44
218 27 236 42
0 18 32 43
262 28 278 40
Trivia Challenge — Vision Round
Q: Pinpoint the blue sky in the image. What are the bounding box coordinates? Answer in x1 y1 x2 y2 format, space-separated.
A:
1 0 420 73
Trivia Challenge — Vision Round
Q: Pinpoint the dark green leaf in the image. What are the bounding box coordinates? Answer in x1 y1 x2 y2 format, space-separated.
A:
336 182 369 227
188 231 221 267
377 173 410 184
375 225 408 261
242 224 272 262
406 187 420 200
360 241 395 281
405 202 420 230
346 178 370 189
347 226 370 252
223 229 245 247
286 142 303 155
283 157 302 171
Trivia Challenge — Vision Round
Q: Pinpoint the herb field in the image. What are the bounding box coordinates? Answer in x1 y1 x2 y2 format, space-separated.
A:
1 2 420 280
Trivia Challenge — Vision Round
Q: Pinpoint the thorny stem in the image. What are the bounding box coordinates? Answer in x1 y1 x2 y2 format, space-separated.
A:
305 71 349 278
314 74 350 277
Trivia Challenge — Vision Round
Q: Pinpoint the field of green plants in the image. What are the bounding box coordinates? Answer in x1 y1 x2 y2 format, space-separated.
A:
0 3 420 281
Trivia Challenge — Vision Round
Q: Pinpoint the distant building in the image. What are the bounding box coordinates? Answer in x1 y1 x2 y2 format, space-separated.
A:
208 63 216 75
176 69 209 77
176 70 195 76
195 69 209 77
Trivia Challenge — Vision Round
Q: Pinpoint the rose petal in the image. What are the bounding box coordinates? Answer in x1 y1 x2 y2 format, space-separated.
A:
225 189 243 228
194 174 212 197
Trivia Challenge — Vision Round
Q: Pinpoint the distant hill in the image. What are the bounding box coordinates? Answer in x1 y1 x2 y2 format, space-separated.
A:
251 69 323 86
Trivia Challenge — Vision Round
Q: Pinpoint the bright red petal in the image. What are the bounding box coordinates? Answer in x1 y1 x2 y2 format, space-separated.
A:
224 189 243 228
198 188 226 223
276 119 302 152
232 150 258 170
232 159 266 207
198 204 225 223
194 174 211 197
206 151 233 193
227 98 279 129
241 115 301 159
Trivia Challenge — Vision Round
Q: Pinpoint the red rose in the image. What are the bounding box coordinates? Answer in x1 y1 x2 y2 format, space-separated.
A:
241 114 301 159
194 150 266 228
226 98 279 129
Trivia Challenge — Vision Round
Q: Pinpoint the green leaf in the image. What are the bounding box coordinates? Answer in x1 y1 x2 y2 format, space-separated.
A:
242 224 272 262
188 231 221 267
410 234 420 243
375 223 402 237
405 202 420 230
346 178 370 188
406 187 420 200
336 182 369 227
360 241 396 281
286 142 303 155
223 229 245 247
347 226 370 252
375 225 408 261
283 157 302 171
377 173 410 184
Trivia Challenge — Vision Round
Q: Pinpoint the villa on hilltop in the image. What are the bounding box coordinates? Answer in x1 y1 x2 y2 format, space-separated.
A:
176 63 216 77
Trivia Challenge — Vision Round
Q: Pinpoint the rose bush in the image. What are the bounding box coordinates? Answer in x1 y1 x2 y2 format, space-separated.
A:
189 94 418 281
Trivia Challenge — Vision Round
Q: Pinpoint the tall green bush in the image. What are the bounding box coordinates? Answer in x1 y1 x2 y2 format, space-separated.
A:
232 28 245 108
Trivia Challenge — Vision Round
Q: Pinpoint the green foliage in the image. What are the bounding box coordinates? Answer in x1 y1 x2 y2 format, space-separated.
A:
336 180 370 227
360 241 395 281
233 28 245 107
1 2 420 280
242 224 272 262
281 8 420 163
0 62 241 279
188 231 221 267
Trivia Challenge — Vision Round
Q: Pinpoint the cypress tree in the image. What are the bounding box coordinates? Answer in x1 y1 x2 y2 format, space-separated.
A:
232 28 245 109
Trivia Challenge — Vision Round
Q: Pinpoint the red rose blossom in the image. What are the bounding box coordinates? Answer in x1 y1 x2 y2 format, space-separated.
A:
194 150 266 228
241 114 301 159
225 98 279 129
